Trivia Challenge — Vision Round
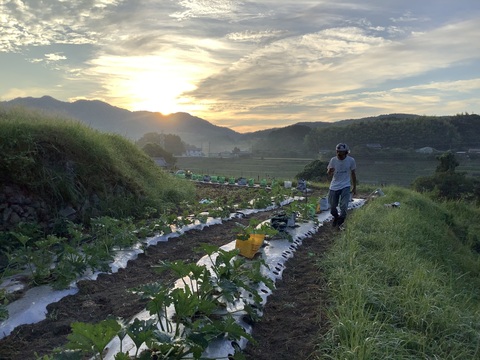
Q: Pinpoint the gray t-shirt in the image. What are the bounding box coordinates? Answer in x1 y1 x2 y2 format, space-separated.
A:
327 156 356 190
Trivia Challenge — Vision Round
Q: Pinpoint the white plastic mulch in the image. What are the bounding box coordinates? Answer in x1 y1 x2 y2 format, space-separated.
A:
0 198 365 359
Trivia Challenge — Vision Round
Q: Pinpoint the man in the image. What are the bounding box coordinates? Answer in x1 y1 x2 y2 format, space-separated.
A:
327 143 357 227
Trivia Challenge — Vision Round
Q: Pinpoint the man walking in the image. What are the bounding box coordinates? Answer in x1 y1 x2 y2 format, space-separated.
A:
327 143 357 227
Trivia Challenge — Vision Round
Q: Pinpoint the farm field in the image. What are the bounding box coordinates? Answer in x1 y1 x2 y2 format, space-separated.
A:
176 155 480 187
0 183 336 360
175 156 316 182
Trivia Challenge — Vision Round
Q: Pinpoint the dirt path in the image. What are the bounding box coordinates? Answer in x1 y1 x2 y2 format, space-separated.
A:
0 185 336 359
244 225 335 360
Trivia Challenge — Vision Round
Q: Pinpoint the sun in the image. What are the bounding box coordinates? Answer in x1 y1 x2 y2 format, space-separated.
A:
92 54 206 115
125 71 196 114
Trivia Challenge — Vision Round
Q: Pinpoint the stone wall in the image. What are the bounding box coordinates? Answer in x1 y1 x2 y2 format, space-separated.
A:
0 184 51 231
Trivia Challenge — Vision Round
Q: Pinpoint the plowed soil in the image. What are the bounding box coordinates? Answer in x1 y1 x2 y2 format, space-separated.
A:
0 183 339 360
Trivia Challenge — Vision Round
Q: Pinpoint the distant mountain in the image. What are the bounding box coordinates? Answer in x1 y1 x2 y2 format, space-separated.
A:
7 96 462 155
251 124 313 157
295 113 419 128
1 96 242 151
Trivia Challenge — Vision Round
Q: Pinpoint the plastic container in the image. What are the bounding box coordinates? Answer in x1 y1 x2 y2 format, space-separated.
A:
287 212 296 227
235 234 265 259
248 178 254 186
284 181 292 188
319 197 329 211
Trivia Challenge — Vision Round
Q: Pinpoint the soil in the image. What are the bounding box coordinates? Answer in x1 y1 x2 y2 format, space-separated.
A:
0 183 339 360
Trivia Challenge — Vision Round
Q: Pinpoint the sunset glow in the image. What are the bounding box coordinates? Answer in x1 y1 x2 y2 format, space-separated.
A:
1 1 479 132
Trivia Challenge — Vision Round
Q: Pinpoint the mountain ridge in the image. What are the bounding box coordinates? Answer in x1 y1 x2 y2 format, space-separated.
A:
1 95 425 153
1 96 244 151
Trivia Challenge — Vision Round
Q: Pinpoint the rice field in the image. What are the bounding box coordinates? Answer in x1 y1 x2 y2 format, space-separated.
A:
175 156 480 187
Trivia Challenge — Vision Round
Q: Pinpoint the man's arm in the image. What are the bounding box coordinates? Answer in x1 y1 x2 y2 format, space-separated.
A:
327 167 335 178
351 169 357 194
327 158 335 179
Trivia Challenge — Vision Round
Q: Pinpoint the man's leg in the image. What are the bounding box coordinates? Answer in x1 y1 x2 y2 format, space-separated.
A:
337 187 351 226
328 189 340 226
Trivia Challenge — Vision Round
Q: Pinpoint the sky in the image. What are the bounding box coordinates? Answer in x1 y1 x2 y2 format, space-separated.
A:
1 0 479 132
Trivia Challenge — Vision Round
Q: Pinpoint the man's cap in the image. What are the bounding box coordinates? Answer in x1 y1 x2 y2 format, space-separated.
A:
336 143 349 152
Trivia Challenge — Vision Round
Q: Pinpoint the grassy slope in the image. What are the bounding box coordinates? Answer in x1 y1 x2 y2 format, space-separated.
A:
318 186 480 359
0 106 195 222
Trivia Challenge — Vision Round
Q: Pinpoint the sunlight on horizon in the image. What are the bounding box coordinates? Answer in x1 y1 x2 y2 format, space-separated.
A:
115 71 199 115
90 54 211 115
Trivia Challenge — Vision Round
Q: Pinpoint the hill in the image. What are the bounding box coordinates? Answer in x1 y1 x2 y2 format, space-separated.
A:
0 107 195 231
1 96 241 152
305 113 480 152
3 96 479 156
0 96 419 155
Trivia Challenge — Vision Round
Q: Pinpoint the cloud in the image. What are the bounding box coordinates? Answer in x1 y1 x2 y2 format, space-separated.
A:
1 0 479 132
0 0 123 52
390 11 430 23
183 17 479 125
172 0 241 20
226 30 287 43
45 53 67 62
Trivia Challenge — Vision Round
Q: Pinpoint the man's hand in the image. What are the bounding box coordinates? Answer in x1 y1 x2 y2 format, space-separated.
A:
327 167 335 177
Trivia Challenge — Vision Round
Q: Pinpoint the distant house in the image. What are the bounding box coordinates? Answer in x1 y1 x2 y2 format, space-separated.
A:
184 146 205 157
416 147 437 154
366 143 382 150
185 149 205 157
468 149 480 154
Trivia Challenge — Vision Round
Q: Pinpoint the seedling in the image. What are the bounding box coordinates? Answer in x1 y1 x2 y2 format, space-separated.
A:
234 218 278 241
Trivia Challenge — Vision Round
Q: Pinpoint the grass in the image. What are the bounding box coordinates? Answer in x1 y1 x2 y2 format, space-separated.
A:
0 106 195 222
317 186 480 359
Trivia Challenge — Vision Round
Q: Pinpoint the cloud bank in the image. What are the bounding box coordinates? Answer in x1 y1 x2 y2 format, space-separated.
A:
1 0 479 131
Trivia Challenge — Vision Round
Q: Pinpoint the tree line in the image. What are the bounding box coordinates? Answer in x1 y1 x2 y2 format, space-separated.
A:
305 114 480 153
240 114 480 158
136 114 480 161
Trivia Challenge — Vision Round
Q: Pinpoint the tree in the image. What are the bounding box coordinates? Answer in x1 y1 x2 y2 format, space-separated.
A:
163 134 186 156
136 133 186 156
412 152 473 200
142 143 176 166
295 160 329 182
136 132 164 148
435 151 459 174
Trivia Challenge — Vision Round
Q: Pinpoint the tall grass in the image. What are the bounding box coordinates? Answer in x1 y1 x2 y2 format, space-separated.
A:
0 106 195 221
317 186 480 359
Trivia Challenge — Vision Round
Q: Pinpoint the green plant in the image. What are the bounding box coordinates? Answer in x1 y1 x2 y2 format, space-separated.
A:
250 190 273 209
127 246 274 358
234 218 278 241
199 244 274 306
126 318 157 358
0 289 9 321
135 282 173 333
66 319 121 360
